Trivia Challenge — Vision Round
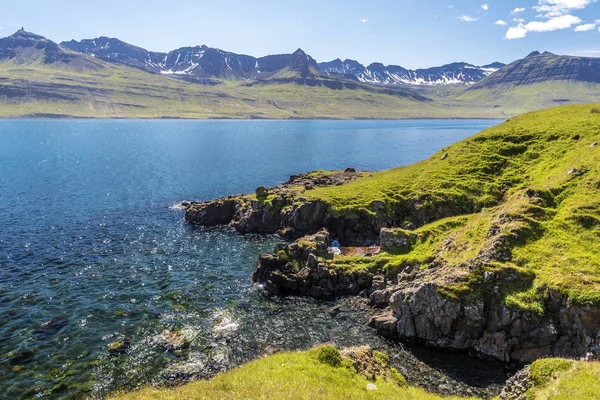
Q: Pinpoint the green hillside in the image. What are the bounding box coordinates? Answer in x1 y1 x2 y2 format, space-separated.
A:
302 103 600 311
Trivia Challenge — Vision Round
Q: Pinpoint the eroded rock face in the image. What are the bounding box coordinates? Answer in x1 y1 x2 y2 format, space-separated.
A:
252 229 373 298
370 280 600 363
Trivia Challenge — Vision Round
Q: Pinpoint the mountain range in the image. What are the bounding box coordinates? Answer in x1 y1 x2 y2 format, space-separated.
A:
60 36 505 86
1 29 600 119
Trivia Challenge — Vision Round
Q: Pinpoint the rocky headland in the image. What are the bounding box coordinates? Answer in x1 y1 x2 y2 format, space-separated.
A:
185 104 600 366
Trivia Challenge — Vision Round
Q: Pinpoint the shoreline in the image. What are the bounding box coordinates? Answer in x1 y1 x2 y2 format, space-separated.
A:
0 115 507 121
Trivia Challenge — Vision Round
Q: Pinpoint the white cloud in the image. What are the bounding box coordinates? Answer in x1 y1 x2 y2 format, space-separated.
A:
534 0 597 18
482 4 489 11
448 5 454 9
526 14 582 31
495 20 508 26
506 24 528 38
574 23 596 31
459 15 479 22
361 19 368 23
506 14 582 38
511 7 526 14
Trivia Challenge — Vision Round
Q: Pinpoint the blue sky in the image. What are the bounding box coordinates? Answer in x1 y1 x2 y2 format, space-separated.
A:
1 0 599 69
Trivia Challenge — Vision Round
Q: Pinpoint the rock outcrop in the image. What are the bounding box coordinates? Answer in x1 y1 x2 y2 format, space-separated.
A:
185 171 388 243
253 229 373 298
369 281 600 363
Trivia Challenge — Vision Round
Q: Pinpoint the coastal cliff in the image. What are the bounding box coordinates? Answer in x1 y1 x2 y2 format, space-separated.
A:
185 103 600 364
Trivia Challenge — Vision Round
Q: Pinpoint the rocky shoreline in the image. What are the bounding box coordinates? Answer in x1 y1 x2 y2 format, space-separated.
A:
184 170 600 366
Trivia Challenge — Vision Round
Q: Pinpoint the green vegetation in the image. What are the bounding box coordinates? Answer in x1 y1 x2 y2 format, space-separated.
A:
0 58 499 120
530 358 574 387
2 53 600 119
302 103 600 312
109 347 600 400
458 81 600 117
525 359 600 399
110 346 473 400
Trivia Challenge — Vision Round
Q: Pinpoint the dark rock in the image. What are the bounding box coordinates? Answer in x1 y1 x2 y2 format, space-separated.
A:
380 228 415 251
344 167 356 173
498 366 532 400
369 313 398 337
255 186 268 197
8 349 35 366
186 199 237 226
33 316 68 338
590 142 598 149
253 229 372 298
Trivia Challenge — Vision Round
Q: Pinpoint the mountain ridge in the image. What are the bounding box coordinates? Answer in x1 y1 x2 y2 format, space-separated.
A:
2 29 600 119
61 34 505 86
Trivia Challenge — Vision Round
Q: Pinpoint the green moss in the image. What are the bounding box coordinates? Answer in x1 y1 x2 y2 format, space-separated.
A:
530 358 574 387
525 359 600 400
311 345 343 367
106 341 124 352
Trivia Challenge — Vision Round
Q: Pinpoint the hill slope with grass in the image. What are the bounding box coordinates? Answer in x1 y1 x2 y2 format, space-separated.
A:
458 52 600 116
186 103 600 363
2 30 600 119
111 345 600 400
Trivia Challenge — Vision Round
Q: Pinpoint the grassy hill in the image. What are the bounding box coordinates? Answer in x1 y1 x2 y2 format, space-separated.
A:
302 103 600 311
110 346 600 400
0 58 507 119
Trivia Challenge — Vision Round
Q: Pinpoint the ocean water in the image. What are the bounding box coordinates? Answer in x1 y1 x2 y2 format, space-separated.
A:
0 119 505 399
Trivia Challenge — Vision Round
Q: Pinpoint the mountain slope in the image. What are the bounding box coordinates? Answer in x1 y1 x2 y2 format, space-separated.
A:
0 31 464 119
471 51 600 89
3 30 600 119
318 59 504 86
63 36 505 86
62 37 324 81
0 29 105 72
458 51 600 115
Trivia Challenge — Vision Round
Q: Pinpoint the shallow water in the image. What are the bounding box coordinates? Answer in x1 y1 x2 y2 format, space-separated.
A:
0 119 507 399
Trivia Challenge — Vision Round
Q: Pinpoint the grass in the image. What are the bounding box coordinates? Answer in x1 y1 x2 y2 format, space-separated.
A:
525 358 600 400
301 103 600 311
109 346 475 400
109 347 600 400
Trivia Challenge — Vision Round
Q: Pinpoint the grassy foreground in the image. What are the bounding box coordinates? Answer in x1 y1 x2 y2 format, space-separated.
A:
511 358 600 400
302 103 600 312
109 345 469 400
110 346 600 400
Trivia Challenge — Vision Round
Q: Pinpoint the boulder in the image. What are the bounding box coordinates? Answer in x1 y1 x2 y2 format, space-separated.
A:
255 186 269 197
380 228 415 251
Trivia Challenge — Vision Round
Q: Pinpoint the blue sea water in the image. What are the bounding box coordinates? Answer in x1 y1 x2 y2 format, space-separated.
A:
0 119 503 399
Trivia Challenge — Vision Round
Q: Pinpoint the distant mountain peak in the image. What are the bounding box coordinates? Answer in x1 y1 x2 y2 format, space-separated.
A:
319 58 504 86
471 51 600 90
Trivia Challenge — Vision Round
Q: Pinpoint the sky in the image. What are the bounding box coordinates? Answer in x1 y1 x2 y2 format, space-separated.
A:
1 0 599 69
